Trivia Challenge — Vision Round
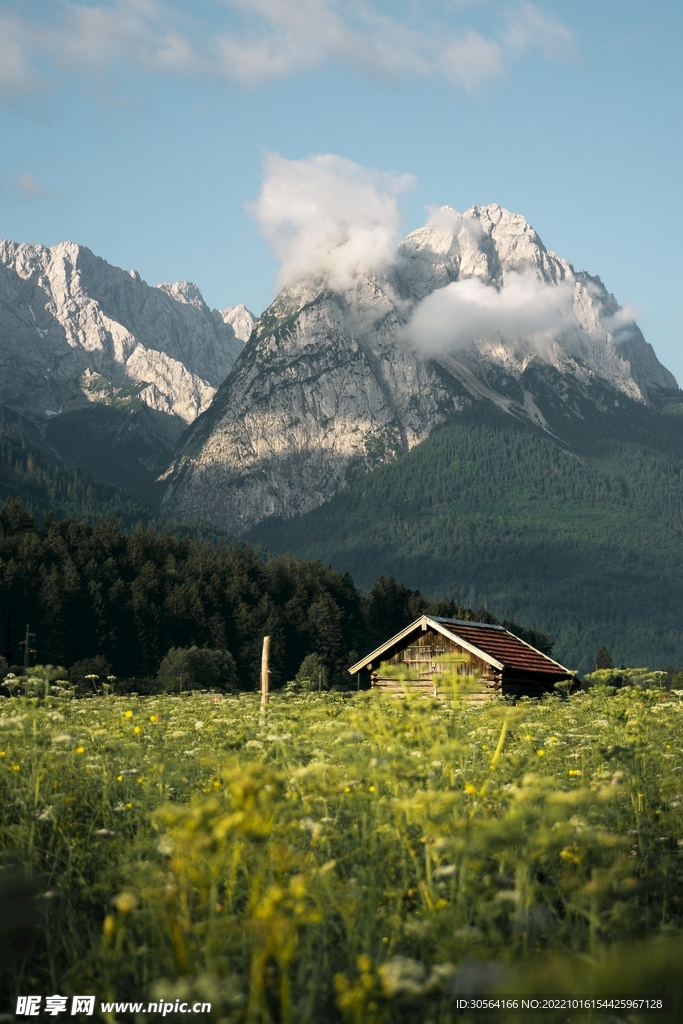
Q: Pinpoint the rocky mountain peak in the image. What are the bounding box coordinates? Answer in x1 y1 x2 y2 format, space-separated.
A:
219 303 257 343
161 203 677 535
0 238 251 500
156 280 206 309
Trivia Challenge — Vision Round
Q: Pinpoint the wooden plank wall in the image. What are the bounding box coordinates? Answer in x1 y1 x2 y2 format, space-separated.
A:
371 627 502 699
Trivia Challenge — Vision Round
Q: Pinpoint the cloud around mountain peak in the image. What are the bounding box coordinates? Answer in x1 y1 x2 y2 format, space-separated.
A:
250 151 415 292
404 271 576 357
250 153 596 360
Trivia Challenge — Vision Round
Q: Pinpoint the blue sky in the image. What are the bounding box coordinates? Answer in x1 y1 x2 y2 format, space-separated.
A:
1 1 682 380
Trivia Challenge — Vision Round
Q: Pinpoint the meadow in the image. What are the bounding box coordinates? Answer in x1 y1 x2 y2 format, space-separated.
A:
1 678 683 1023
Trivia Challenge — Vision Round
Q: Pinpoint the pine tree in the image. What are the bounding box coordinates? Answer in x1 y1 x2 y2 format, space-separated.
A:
594 645 613 670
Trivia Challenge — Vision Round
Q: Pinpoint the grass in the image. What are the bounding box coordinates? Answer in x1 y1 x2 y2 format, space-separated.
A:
1 680 683 1022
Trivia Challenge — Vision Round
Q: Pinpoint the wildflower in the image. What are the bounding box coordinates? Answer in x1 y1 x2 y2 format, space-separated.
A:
113 891 137 914
103 915 116 938
568 769 581 776
369 785 376 792
133 726 141 735
464 783 477 795
124 710 133 719
150 715 158 723
75 746 85 754
11 763 20 771
136 776 144 784
537 749 545 757
125 802 132 809
117 774 123 782
0 751 5 757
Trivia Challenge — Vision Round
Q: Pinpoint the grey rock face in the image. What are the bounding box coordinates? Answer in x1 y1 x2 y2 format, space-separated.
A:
162 203 676 534
395 205 676 403
0 240 254 435
162 277 469 531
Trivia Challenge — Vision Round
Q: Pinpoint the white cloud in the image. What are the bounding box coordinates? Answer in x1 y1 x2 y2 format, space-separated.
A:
16 172 55 199
0 13 43 99
15 169 47 195
405 271 576 355
250 152 415 291
0 1 577 99
505 1 577 61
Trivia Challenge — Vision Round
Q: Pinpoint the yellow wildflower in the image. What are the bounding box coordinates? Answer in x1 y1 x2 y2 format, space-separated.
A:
117 774 123 782
124 710 133 719
75 746 85 754
113 891 137 914
537 749 545 757
569 769 581 776
150 715 158 723
11 763 20 772
133 726 141 735
0 751 6 757
464 783 477 795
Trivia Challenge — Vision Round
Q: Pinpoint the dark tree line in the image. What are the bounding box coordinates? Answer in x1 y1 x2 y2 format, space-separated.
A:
0 497 551 690
0 498 367 688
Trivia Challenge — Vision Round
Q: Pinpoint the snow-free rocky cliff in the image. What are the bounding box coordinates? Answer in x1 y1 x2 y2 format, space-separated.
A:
0 239 254 497
0 240 254 426
161 204 677 534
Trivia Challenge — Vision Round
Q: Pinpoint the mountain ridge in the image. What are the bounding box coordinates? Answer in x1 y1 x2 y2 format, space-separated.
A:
0 238 255 501
161 203 676 534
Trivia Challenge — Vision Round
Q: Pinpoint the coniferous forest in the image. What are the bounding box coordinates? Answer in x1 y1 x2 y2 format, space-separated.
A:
1 491 543 689
248 400 683 673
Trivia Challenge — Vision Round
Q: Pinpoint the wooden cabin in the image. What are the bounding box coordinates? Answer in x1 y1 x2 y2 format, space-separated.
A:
349 615 573 699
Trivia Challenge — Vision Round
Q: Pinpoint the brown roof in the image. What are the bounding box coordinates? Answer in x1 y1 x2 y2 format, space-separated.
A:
349 616 572 677
433 619 569 676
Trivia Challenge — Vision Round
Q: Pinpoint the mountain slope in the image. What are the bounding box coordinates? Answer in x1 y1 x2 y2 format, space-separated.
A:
246 398 683 672
162 204 675 534
0 430 154 528
0 239 254 501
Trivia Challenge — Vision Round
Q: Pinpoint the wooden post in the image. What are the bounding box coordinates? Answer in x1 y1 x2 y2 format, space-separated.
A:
261 635 270 708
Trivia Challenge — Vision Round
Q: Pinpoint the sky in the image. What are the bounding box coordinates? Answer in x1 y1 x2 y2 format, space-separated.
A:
1 1 682 380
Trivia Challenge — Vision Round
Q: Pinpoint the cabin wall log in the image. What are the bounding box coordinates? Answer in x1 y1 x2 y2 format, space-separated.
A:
370 627 501 698
357 618 572 700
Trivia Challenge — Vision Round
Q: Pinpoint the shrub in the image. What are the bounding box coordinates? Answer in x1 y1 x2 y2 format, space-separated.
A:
286 652 329 693
156 646 237 693
68 656 114 695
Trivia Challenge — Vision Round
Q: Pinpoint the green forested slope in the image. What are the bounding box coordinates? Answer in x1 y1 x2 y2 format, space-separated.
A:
247 402 683 672
0 431 153 528
0 431 230 542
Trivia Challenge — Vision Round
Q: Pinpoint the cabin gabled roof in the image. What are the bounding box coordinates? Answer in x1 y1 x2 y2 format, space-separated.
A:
348 615 571 677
